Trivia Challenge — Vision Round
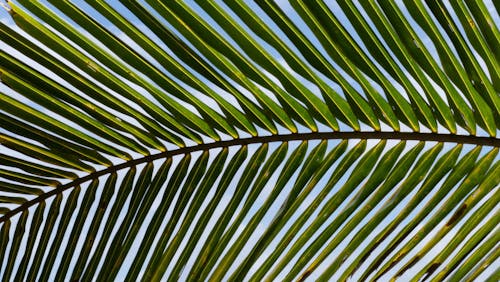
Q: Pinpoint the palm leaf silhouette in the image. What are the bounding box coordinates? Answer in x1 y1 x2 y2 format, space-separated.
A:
0 1 498 281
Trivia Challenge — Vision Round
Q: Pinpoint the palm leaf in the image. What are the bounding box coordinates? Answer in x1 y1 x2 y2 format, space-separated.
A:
0 1 498 281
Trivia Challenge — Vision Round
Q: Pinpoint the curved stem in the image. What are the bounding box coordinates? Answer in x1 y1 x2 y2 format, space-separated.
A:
1 131 498 222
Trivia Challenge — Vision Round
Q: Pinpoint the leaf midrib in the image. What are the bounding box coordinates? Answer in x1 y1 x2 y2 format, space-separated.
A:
1 131 498 223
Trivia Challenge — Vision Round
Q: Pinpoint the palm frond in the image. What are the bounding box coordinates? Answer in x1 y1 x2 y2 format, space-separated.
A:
0 0 498 280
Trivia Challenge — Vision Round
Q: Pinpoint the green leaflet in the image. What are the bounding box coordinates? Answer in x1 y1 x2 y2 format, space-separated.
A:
250 140 349 281
40 0 241 139
188 144 268 281
320 142 439 280
27 195 62 281
101 163 154 281
201 142 288 281
0 220 10 272
15 201 45 281
0 112 111 167
0 169 60 187
420 165 499 281
450 233 500 281
154 149 229 281
126 156 191 281
71 173 117 281
256 1 380 130
0 182 43 196
219 141 308 281
81 168 136 280
355 143 463 280
147 1 317 131
120 0 296 133
232 140 327 278
39 186 81 281
144 152 209 281
8 2 193 146
224 1 361 131
168 146 247 281
2 210 28 281
0 153 77 180
54 180 99 281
